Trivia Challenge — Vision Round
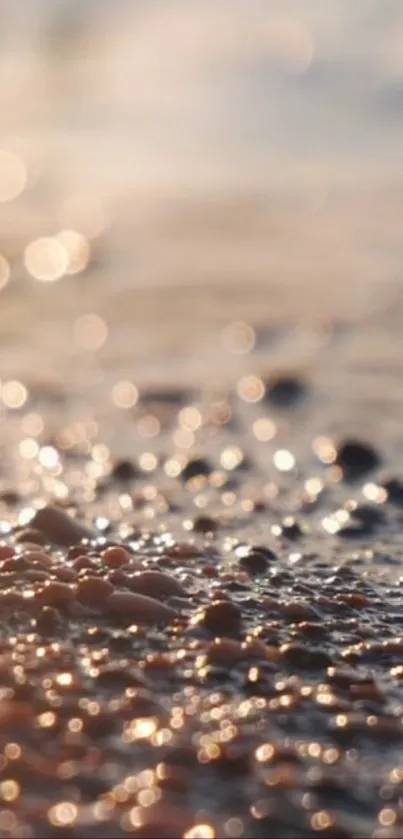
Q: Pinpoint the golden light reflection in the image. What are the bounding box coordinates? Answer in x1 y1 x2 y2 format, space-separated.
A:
312 436 336 465
0 254 10 291
273 449 295 471
19 438 39 459
56 230 91 275
48 802 78 827
310 810 334 831
363 482 387 503
1 381 28 409
0 780 20 802
38 446 60 470
139 452 158 471
179 406 202 430
112 380 138 409
237 375 264 403
253 418 276 441
379 808 397 827
124 716 157 742
0 150 26 202
73 313 108 350
220 446 244 470
24 237 68 282
184 825 216 838
4 744 21 760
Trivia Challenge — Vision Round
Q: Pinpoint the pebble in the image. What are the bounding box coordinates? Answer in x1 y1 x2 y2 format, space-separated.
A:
180 457 213 481
263 374 307 407
192 599 242 635
14 528 48 546
335 439 380 480
30 505 95 546
101 545 135 569
104 591 178 624
111 459 139 481
191 515 218 534
129 570 188 599
382 477 403 506
77 575 115 608
239 548 274 575
37 581 75 608
35 605 62 635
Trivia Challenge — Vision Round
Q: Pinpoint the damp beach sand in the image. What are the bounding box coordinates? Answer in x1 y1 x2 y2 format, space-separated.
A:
1 368 403 839
3 2 403 836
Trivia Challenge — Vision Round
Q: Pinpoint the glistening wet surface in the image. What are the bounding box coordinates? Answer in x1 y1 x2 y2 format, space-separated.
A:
2 2 403 836
1 350 403 838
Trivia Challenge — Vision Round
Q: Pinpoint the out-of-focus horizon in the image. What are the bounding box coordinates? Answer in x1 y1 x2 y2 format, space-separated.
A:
1 0 403 445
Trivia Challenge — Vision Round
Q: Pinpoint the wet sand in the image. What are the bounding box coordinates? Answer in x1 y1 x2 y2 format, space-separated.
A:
2 3 403 836
1 359 403 838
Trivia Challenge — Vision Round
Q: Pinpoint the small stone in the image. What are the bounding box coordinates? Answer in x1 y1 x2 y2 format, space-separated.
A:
280 642 333 669
104 591 178 625
264 374 307 408
77 575 115 608
382 477 403 506
335 439 380 481
280 518 303 540
280 599 321 623
206 637 244 666
36 606 61 635
111 459 139 481
238 549 275 575
191 516 218 534
14 528 48 546
130 570 188 600
30 506 95 547
37 581 75 608
180 458 213 482
193 599 242 635
102 545 133 569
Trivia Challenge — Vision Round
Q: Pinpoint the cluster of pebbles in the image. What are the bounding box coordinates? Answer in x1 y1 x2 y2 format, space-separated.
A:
1 378 403 838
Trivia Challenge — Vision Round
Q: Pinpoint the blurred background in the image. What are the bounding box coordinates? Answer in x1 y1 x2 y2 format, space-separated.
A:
1 0 403 451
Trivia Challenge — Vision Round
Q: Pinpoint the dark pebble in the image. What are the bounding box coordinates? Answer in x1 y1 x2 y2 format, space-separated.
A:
280 518 303 540
191 516 218 534
335 439 380 480
382 477 403 506
30 506 95 547
35 606 62 635
111 459 139 481
263 374 307 408
180 458 213 481
239 549 273 575
193 599 242 635
280 642 333 669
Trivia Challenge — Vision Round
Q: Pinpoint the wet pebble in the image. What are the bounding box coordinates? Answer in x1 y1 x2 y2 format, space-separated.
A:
104 590 178 624
30 505 95 546
192 599 242 635
180 457 213 481
263 374 307 407
335 439 380 480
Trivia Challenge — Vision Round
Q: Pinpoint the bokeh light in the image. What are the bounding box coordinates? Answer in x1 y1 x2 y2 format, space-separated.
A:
24 237 68 282
56 230 91 275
